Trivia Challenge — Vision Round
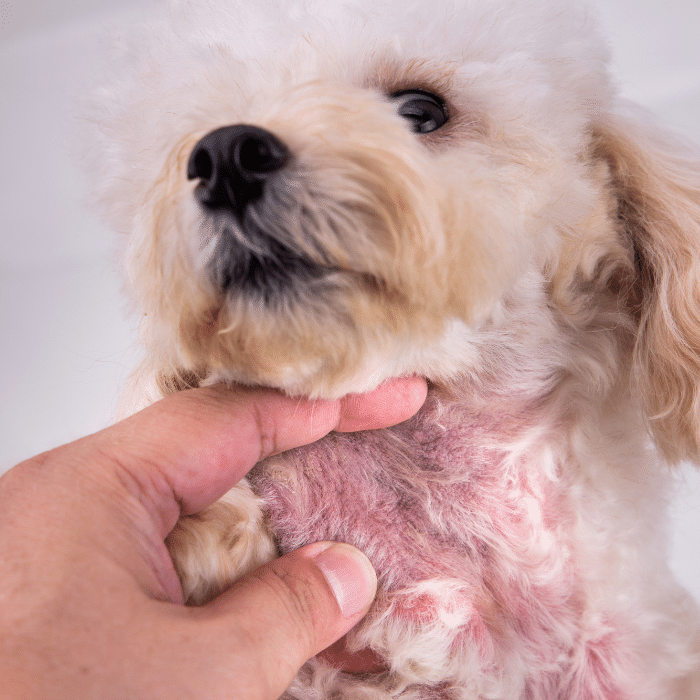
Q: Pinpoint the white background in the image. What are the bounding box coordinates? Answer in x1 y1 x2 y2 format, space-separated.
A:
1 0 699 601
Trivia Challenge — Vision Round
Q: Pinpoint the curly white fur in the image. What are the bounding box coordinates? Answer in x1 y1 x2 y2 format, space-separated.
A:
86 0 700 697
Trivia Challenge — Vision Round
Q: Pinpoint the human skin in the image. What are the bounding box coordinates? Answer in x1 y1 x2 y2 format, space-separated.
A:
0 377 427 700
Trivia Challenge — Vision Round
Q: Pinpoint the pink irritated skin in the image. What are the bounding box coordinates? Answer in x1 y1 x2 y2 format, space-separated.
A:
392 588 497 664
248 385 624 690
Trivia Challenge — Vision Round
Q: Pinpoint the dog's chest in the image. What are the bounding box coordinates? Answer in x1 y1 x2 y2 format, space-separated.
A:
249 388 569 595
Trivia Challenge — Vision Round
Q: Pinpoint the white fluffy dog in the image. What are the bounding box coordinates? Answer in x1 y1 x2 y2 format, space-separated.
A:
87 0 700 697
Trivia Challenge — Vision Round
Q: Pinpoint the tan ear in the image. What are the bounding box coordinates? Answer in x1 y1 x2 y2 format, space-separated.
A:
592 109 700 464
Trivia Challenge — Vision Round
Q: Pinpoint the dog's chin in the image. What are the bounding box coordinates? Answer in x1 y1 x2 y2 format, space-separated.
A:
198 293 421 400
184 233 488 399
200 324 404 400
191 234 411 397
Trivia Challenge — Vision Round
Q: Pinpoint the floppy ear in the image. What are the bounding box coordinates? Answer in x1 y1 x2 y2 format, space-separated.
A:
591 109 700 465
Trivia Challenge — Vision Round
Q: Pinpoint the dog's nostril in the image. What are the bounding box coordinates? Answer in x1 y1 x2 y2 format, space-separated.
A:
236 133 288 177
189 148 214 181
187 125 289 216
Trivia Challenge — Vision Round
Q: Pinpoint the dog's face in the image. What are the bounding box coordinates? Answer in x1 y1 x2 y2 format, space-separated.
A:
97 0 620 397
92 0 700 450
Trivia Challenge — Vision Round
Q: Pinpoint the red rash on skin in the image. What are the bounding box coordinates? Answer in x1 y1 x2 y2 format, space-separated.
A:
248 386 622 686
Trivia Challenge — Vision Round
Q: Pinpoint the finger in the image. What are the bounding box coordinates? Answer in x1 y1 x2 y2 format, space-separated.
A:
336 375 428 432
98 377 427 522
197 542 377 700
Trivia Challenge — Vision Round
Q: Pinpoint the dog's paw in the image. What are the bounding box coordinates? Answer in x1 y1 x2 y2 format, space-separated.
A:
166 478 276 604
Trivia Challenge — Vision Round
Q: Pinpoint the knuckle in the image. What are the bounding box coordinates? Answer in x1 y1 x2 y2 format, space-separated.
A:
249 401 279 461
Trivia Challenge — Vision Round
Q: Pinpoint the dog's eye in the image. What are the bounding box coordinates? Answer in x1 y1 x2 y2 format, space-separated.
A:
391 90 448 134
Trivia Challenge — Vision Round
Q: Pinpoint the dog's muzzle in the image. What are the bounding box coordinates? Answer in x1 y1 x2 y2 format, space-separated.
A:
188 125 289 219
187 125 329 296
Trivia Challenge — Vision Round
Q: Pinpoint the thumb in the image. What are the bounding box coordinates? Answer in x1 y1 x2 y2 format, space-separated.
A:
200 543 377 699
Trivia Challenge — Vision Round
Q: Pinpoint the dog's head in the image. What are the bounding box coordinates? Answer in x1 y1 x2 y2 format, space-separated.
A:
90 0 700 462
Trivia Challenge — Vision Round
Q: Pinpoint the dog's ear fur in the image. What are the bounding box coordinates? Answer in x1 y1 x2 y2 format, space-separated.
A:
592 109 700 465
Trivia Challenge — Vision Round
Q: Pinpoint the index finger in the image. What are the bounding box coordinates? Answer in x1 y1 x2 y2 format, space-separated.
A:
99 377 427 529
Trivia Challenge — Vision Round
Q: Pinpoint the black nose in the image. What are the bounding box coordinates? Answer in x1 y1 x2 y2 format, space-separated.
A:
187 125 289 217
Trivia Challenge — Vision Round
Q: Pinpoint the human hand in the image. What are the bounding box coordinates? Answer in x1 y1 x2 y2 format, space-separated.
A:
0 378 427 699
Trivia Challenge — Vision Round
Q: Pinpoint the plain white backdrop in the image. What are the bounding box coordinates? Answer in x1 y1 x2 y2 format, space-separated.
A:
1 0 699 603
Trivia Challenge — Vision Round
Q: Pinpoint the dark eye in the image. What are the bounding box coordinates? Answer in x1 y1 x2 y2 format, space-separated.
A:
391 90 448 134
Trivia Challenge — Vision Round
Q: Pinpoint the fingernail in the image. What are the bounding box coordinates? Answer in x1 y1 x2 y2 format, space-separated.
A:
313 543 377 618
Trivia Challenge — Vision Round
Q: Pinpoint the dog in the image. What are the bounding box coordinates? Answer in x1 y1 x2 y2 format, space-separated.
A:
85 0 700 696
